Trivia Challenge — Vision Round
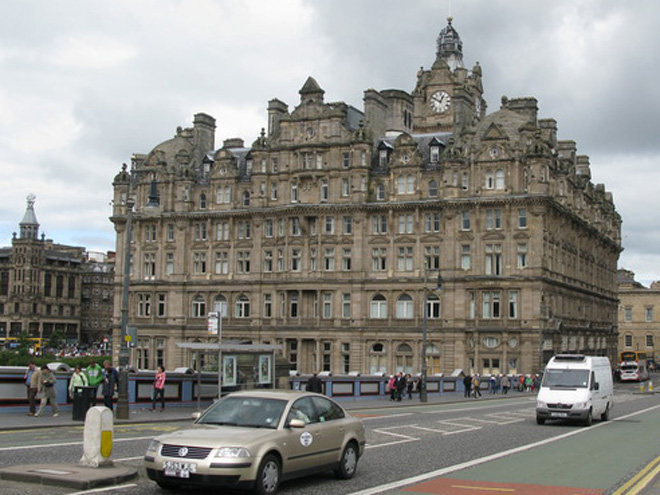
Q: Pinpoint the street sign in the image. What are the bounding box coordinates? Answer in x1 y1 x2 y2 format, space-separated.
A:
207 312 220 335
126 326 138 348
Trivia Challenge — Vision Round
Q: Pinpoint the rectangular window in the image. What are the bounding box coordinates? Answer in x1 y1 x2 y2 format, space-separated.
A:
192 252 207 274
646 307 654 322
157 294 166 317
396 246 414 271
398 214 414 234
624 334 633 347
425 246 440 270
263 250 273 272
342 216 353 235
264 219 273 238
518 208 527 228
517 243 528 269
291 183 299 203
483 291 501 318
341 178 350 196
216 221 229 240
461 244 471 270
324 248 335 271
144 224 157 242
425 213 441 233
372 248 387 271
310 248 318 272
143 253 156 280
291 248 302 272
215 251 229 274
270 182 278 200
271 158 278 173
646 334 654 348
341 343 350 374
290 292 299 318
461 211 470 230
320 180 329 202
468 291 476 319
263 294 272 318
342 152 350 168
167 224 175 242
165 253 174 275
509 290 519 319
237 221 251 239
137 293 151 317
485 208 502 230
485 244 503 275
291 217 301 236
342 248 352 271
237 251 251 274
193 222 207 241
277 249 284 272
322 292 332 319
324 216 335 235
342 293 351 318
624 307 632 322
372 215 388 234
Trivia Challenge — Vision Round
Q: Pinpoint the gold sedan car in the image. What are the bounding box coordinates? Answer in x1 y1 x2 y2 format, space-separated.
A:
144 390 366 494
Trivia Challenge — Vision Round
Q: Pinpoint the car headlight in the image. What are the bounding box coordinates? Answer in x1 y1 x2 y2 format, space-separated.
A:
537 401 546 408
215 447 251 458
146 439 161 453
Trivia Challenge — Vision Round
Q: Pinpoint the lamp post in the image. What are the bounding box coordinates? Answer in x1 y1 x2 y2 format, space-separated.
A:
420 270 443 403
117 168 136 420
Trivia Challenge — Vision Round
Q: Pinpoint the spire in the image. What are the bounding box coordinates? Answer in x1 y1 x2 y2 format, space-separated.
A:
19 193 40 240
436 17 464 71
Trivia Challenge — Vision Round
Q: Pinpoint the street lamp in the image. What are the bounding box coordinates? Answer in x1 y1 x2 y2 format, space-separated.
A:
420 271 443 403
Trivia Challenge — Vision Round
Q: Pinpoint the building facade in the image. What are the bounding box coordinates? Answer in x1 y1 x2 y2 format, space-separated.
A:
111 19 621 375
618 269 660 364
0 195 115 348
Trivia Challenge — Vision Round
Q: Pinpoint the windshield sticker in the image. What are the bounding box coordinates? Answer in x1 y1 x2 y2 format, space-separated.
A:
300 432 313 447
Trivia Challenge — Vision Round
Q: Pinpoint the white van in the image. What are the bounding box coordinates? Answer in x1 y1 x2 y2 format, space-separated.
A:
536 354 613 426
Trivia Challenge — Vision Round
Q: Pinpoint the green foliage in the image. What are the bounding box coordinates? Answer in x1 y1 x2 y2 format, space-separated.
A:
0 351 109 368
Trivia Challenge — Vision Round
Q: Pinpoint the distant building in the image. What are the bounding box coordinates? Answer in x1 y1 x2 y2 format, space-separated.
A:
0 195 115 348
618 269 660 363
111 19 621 374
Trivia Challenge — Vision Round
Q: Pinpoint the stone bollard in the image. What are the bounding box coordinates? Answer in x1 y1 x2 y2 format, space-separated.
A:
649 380 654 393
79 406 114 467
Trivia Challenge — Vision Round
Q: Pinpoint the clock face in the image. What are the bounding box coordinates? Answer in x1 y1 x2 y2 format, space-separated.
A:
430 91 451 113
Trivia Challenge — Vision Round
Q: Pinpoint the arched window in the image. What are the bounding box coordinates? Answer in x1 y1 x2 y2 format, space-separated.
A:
495 170 505 190
242 191 250 207
235 294 250 318
213 295 227 318
369 343 387 375
396 343 414 373
370 294 388 319
428 180 438 197
192 295 206 318
396 294 414 319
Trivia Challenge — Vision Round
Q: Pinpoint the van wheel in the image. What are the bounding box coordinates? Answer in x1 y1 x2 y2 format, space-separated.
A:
601 404 610 421
536 416 545 425
584 409 593 426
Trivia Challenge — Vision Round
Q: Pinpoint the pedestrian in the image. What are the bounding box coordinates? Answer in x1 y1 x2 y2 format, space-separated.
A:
472 374 482 398
387 375 396 401
489 375 497 394
85 360 104 406
501 374 510 394
151 366 166 411
35 365 59 417
101 360 118 411
406 373 414 399
524 375 533 392
307 372 323 394
463 373 472 398
24 361 38 416
69 364 89 399
395 372 406 401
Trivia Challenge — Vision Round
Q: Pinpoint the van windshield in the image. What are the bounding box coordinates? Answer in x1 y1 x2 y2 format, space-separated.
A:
542 369 589 388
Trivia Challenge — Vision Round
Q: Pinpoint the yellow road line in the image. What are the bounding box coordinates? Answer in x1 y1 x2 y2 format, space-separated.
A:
611 454 660 495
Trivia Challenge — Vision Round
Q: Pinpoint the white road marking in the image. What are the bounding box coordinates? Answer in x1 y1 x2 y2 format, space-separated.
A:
66 484 137 495
367 428 419 449
361 413 415 421
347 403 660 495
0 435 153 452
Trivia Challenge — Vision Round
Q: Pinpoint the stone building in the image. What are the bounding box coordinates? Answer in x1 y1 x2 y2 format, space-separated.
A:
0 195 115 348
617 269 660 364
111 19 621 374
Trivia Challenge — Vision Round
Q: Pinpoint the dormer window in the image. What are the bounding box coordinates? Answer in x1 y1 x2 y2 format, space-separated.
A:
379 149 388 167
430 146 440 163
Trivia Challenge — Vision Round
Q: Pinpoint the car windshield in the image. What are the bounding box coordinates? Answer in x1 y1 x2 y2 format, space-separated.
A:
541 369 589 388
197 396 287 429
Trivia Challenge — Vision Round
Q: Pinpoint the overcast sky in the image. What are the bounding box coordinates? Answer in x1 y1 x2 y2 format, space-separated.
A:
1 0 658 284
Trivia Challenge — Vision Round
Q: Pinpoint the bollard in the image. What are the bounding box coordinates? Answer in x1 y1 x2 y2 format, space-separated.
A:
649 380 654 393
640 381 645 393
79 406 114 467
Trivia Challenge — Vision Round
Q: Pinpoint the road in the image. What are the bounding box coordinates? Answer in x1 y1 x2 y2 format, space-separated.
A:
0 382 658 495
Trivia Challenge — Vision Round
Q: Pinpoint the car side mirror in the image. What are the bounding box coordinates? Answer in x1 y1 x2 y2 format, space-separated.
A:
191 411 201 421
288 418 306 429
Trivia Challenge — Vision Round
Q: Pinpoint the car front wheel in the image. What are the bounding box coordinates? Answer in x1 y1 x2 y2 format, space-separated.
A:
334 442 359 480
255 454 280 495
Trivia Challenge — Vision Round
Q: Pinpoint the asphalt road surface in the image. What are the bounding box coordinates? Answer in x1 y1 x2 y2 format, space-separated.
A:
0 382 658 495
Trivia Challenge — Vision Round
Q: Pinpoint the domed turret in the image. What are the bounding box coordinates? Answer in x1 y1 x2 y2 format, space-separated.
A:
436 17 464 71
19 193 39 240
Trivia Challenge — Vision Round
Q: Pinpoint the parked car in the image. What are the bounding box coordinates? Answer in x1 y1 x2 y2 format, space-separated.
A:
144 389 366 494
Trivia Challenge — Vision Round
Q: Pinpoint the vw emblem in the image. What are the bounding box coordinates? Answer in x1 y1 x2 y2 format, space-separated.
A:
178 447 189 457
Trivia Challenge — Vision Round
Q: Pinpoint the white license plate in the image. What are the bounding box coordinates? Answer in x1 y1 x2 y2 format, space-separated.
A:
163 460 197 478
550 412 568 418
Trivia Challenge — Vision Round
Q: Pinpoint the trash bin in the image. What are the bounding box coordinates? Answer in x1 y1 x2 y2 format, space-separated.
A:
72 386 96 421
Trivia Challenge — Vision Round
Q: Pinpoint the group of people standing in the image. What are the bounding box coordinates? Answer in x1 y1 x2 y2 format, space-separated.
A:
386 372 420 401
23 359 126 417
463 373 541 398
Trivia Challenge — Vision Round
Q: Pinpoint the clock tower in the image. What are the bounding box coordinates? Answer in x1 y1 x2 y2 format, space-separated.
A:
412 18 485 133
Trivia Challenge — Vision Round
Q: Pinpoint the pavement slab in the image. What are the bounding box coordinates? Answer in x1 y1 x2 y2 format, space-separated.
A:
0 463 138 489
